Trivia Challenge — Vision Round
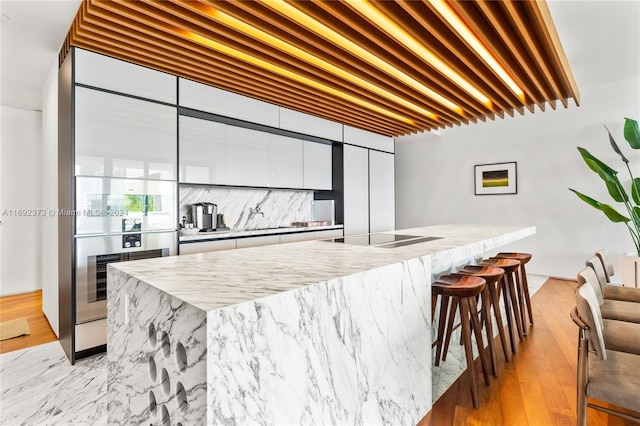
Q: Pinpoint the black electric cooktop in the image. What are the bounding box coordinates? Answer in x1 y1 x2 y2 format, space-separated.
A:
326 233 442 248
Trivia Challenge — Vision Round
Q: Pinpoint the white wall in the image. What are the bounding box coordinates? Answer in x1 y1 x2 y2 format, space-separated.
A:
1 106 43 295
41 61 59 335
395 76 640 278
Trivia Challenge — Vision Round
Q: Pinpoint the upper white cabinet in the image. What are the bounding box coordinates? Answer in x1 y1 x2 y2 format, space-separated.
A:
279 108 342 142
343 125 394 153
269 134 303 188
369 150 395 233
179 116 226 184
74 49 176 104
226 125 269 187
179 79 279 127
303 141 332 190
343 145 370 236
74 87 177 180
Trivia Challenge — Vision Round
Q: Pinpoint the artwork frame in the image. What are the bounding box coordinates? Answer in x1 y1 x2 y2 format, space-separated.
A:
474 162 517 195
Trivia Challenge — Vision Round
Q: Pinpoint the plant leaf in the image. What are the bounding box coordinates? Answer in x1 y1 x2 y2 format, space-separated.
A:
623 117 640 149
578 147 618 178
632 178 640 205
569 189 630 223
605 179 629 202
605 125 630 163
632 206 640 228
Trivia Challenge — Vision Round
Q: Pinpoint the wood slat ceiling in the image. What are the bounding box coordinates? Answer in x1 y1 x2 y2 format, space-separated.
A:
60 0 580 137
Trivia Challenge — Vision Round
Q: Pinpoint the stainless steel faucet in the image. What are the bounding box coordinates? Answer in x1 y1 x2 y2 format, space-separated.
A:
249 205 264 218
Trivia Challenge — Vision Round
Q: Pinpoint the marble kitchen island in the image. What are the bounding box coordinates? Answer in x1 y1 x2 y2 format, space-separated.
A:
107 224 535 425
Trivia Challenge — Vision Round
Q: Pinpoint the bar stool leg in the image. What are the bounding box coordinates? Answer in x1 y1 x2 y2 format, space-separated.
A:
520 266 534 325
514 270 528 335
505 272 525 342
501 275 518 355
479 287 498 376
487 281 511 362
469 296 491 385
434 294 450 366
459 297 480 408
441 298 458 362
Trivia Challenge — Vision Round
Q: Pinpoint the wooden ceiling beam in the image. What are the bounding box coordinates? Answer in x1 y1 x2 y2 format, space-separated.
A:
102 0 438 131
62 0 580 136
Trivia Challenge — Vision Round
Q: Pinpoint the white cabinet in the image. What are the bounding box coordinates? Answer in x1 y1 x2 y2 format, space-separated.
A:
179 116 226 184
343 145 370 236
303 141 332 190
315 229 344 239
343 145 395 235
279 232 315 244
369 151 395 233
74 49 177 104
269 134 303 188
279 107 343 141
226 125 269 187
236 235 280 249
179 78 279 127
343 125 394 153
180 239 236 255
74 87 177 179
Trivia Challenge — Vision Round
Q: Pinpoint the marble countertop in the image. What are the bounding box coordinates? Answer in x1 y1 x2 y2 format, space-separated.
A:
179 224 344 242
110 224 535 312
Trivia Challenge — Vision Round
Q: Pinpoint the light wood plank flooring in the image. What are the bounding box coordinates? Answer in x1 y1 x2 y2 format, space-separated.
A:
419 278 640 425
0 290 57 354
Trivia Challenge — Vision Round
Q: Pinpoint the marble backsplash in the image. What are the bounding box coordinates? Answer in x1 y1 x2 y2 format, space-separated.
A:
180 185 313 230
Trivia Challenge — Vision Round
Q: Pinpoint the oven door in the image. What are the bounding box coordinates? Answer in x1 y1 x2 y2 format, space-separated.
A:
75 231 176 324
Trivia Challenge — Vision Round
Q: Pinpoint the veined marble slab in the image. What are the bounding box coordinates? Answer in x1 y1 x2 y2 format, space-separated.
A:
179 185 313 230
0 341 107 425
113 224 535 312
108 224 535 425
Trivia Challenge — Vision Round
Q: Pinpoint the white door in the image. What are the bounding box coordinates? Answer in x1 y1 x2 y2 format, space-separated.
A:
343 145 370 235
369 150 395 233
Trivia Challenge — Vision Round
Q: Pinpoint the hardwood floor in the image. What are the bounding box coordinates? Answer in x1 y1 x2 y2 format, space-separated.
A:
0 290 57 354
419 278 639 426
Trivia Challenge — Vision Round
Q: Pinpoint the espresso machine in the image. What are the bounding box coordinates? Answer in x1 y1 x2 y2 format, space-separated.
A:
191 202 217 232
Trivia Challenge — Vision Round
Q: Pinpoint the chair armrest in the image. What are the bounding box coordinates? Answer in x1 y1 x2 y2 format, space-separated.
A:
571 307 589 330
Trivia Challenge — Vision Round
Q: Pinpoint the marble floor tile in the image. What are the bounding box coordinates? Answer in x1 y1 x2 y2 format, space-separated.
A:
0 341 107 425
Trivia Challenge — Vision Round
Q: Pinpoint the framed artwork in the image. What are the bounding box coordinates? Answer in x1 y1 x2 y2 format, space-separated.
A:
474 162 517 195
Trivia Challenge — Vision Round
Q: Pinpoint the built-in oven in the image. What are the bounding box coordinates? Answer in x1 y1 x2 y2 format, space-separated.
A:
74 232 176 352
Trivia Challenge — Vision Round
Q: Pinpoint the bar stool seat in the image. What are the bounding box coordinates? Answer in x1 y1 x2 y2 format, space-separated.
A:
495 252 534 329
479 258 524 355
432 274 488 408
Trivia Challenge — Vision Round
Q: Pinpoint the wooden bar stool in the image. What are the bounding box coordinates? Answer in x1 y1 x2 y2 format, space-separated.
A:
479 258 524 355
432 274 489 408
496 253 534 329
458 265 511 373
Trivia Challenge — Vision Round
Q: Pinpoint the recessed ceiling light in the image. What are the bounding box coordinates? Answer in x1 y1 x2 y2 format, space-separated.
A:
1 13 10 22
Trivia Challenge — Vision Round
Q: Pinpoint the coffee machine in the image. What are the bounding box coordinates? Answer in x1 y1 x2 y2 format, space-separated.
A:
191 202 217 232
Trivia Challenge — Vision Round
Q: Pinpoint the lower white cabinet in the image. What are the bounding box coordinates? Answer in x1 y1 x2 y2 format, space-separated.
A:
180 228 344 254
236 235 280 249
315 229 344 239
280 232 316 244
180 239 236 255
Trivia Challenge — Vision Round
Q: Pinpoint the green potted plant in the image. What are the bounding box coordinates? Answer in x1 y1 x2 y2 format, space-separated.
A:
569 117 640 286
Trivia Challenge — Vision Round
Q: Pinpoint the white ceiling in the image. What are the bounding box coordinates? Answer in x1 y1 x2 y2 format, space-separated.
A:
0 0 81 111
0 0 638 112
